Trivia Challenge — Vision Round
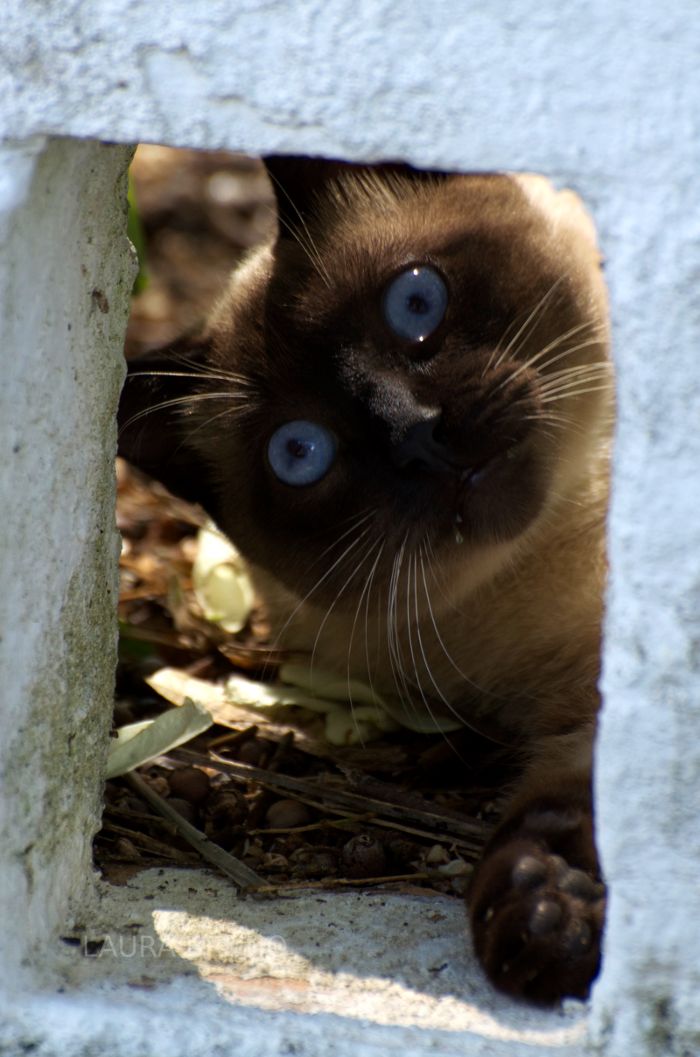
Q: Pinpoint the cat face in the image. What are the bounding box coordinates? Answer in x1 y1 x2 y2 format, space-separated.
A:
120 160 612 607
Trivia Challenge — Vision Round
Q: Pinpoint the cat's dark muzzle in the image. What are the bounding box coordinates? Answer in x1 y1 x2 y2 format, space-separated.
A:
391 417 462 475
388 415 544 550
390 415 522 485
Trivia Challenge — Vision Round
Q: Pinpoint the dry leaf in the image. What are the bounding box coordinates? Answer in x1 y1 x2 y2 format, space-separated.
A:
106 700 213 779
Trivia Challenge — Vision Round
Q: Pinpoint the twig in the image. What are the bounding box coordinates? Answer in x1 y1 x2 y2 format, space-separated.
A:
125 771 264 891
247 811 374 837
101 819 198 863
172 747 489 856
270 792 483 856
252 872 433 895
118 623 199 652
207 725 259 750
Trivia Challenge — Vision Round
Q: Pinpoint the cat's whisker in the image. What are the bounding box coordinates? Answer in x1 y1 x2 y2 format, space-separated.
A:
540 361 611 385
179 402 259 450
385 545 404 710
265 172 333 289
281 508 377 580
423 531 462 613
283 216 333 290
257 194 329 286
538 368 613 398
344 536 384 675
119 391 251 436
540 383 612 404
409 549 455 736
308 531 380 714
362 539 385 706
539 366 612 396
491 321 604 396
386 534 414 716
341 536 386 744
152 346 260 388
535 339 609 379
487 278 566 375
130 368 256 389
264 520 375 670
412 546 472 758
313 509 375 566
539 350 613 388
515 319 602 371
403 548 436 730
420 545 495 699
545 486 588 510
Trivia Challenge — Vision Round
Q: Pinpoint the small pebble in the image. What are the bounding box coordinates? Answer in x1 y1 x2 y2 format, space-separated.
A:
168 766 211 806
205 789 249 828
240 838 264 863
114 837 140 860
264 799 312 830
341 834 388 879
143 774 170 798
290 848 338 878
426 844 450 865
261 852 289 873
437 858 471 878
386 838 420 866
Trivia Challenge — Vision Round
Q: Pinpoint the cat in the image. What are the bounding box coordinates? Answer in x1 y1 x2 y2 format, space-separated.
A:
119 155 613 1003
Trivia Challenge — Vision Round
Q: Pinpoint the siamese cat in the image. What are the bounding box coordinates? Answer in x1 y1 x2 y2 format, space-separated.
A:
119 156 612 1003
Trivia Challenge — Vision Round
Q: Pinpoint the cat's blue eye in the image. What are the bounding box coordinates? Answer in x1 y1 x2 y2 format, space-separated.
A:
267 420 337 486
383 265 448 342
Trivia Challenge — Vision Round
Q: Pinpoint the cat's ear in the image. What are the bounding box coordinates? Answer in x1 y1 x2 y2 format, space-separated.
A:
118 340 221 520
263 155 350 236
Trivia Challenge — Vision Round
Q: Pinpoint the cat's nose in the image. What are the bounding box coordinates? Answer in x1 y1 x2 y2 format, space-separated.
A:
391 416 458 474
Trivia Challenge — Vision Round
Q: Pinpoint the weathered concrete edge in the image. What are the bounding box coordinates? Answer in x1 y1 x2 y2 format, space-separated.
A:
0 136 135 983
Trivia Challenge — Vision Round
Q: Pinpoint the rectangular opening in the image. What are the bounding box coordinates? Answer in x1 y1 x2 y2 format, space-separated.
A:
73 146 611 1048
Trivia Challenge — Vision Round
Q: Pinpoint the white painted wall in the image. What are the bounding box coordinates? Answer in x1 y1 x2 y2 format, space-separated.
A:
1 2 699 1055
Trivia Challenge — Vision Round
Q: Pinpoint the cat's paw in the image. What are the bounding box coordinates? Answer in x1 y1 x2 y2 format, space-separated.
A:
468 808 605 1003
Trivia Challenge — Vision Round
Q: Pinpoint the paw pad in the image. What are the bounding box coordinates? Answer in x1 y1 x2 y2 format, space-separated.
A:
528 898 562 935
470 835 605 1002
511 855 547 889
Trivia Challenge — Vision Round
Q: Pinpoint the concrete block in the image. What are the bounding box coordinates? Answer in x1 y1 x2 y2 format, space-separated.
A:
0 137 134 985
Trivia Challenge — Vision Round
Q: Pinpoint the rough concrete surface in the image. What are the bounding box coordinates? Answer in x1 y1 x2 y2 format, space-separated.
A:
0 0 693 181
1 868 587 1057
0 136 134 984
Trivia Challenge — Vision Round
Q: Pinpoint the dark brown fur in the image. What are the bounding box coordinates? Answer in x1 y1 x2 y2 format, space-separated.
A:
119 157 613 1003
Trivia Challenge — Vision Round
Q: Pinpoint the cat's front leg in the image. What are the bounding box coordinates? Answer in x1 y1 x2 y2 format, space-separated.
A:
468 734 606 1003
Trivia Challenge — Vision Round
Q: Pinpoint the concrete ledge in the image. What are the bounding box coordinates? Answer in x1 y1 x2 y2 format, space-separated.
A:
1 869 586 1057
